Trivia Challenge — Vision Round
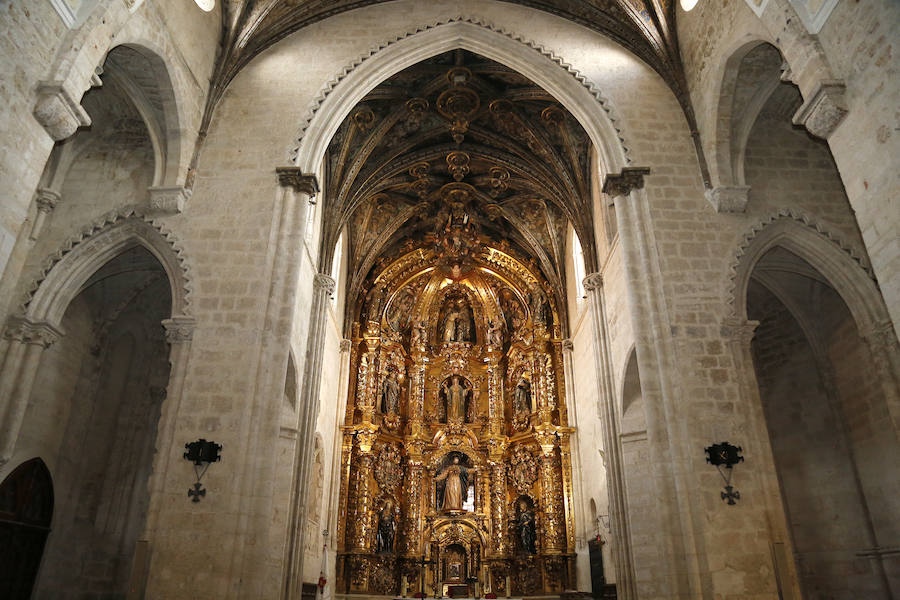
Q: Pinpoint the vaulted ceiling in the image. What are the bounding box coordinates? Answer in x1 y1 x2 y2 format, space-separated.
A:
203 0 694 147
325 50 595 332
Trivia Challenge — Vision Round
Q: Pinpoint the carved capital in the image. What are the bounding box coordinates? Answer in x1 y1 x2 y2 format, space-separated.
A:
162 315 196 343
561 339 574 353
147 186 191 215
35 188 61 213
705 185 750 213
601 167 651 198
720 317 759 346
583 272 603 292
33 81 91 141
276 167 319 197
3 317 63 347
340 338 352 353
792 81 847 139
860 320 899 351
314 273 336 297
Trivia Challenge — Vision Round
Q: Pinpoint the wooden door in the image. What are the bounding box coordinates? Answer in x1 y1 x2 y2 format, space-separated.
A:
0 459 53 600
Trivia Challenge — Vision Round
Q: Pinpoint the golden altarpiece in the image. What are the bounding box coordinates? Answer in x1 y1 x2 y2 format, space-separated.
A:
335 186 577 597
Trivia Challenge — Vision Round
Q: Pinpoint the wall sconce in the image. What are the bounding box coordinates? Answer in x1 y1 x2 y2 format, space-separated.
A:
184 439 222 502
705 441 743 505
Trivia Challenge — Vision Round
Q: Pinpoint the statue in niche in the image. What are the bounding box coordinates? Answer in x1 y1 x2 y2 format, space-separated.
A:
376 498 396 553
381 371 401 414
434 454 478 512
440 376 471 423
487 319 504 348
411 320 428 346
364 283 386 323
514 378 531 415
517 498 537 554
441 299 475 343
530 290 552 329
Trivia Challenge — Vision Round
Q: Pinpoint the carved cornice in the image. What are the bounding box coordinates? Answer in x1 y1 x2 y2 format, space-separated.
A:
601 167 651 198
162 315 196 343
583 272 603 292
276 167 320 197
2 317 63 347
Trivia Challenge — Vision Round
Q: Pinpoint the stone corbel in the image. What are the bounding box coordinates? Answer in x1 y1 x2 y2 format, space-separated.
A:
147 186 191 215
705 185 751 214
33 81 91 141
162 315 196 344
276 167 319 201
3 316 64 347
601 167 651 199
792 80 847 139
30 188 61 240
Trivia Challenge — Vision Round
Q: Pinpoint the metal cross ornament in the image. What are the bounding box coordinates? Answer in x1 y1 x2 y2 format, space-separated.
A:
705 442 744 505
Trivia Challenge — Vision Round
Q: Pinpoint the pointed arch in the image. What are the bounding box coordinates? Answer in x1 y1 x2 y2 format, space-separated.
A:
292 18 629 183
22 208 192 327
729 215 887 336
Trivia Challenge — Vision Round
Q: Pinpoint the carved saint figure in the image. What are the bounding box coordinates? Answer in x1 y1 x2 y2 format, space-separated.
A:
487 319 504 348
517 499 537 554
443 304 462 342
514 378 531 415
381 372 400 414
433 455 477 512
442 300 474 343
376 499 396 553
441 376 468 422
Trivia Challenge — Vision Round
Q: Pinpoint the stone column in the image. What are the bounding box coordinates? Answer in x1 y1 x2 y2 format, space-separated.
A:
29 188 60 240
861 320 900 431
560 340 590 589
285 271 335 600
143 316 196 538
583 273 636 599
0 317 63 467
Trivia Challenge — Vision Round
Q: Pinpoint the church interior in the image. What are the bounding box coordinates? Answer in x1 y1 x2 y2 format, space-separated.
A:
0 0 897 599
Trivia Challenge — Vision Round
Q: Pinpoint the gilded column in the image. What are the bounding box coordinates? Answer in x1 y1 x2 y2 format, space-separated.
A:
583 272 636 598
403 443 426 555
536 437 566 553
0 317 63 466
488 441 508 556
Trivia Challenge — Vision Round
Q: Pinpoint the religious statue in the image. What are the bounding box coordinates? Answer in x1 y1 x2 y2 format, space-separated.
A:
487 319 503 348
442 300 474 343
381 372 400 414
433 455 477 512
517 499 537 554
376 499 396 553
441 376 469 422
365 284 386 323
514 378 531 415
411 320 427 346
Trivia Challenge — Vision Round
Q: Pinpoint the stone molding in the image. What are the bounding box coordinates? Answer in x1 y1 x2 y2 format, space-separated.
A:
35 188 61 213
791 80 847 139
32 81 92 141
162 316 196 343
313 273 336 297
289 16 632 166
583 272 603 292
147 186 191 215
2 317 63 347
601 167 651 198
276 167 319 197
21 206 194 316
705 185 751 213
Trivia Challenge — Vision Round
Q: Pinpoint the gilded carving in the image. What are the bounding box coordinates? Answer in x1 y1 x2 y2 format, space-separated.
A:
508 445 539 494
374 443 402 492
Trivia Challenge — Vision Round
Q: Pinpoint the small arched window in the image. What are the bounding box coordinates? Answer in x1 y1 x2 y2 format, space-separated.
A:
331 231 344 307
572 229 586 303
